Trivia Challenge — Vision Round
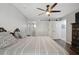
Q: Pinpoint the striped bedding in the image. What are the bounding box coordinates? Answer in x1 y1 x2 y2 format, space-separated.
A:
0 36 68 55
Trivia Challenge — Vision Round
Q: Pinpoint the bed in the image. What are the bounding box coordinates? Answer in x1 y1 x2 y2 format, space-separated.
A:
0 36 68 55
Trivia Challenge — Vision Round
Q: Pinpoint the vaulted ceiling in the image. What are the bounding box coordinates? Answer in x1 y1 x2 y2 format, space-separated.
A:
13 3 79 21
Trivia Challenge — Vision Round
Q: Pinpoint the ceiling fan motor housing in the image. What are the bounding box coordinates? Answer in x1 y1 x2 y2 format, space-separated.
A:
46 5 50 8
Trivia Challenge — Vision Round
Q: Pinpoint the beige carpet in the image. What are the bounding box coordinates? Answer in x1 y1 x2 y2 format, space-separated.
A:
0 36 68 55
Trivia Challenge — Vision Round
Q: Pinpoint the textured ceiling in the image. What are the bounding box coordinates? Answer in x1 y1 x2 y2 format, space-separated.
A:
13 3 79 21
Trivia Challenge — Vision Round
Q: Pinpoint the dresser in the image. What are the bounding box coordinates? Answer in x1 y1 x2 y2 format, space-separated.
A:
71 23 79 53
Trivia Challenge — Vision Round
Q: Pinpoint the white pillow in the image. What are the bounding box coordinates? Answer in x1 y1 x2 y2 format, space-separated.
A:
0 32 17 48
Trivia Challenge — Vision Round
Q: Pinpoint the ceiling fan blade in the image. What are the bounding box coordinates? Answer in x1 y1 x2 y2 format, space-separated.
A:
51 10 61 12
40 20 48 21
38 12 45 15
51 3 57 9
37 8 46 11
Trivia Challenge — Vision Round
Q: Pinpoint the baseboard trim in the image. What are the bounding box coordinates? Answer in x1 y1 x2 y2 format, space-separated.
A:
60 39 71 45
66 41 71 45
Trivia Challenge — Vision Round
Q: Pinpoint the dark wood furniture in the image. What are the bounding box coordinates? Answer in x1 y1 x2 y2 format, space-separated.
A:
75 12 79 23
71 23 79 54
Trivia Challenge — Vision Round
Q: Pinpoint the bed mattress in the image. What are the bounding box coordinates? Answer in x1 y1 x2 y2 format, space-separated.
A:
0 36 68 55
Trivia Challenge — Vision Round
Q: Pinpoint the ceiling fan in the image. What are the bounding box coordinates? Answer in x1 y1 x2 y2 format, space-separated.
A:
37 3 61 16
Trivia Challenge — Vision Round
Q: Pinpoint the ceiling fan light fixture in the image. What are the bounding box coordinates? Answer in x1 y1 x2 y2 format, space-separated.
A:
46 12 50 15
34 24 36 28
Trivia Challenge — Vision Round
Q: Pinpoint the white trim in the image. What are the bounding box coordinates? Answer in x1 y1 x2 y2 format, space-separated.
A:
66 41 71 45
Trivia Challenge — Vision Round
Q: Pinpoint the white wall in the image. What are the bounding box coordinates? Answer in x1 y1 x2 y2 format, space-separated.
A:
60 20 66 42
62 9 79 44
35 21 49 36
0 4 27 32
48 20 66 40
49 21 61 39
34 20 66 41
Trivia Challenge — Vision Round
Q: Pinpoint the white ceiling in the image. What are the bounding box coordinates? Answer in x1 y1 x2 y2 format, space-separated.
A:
13 3 79 21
